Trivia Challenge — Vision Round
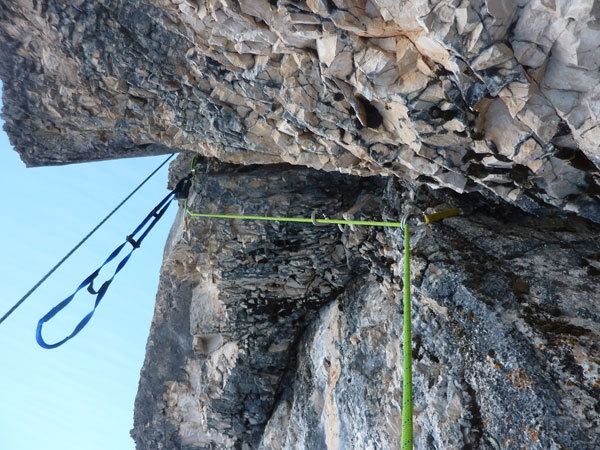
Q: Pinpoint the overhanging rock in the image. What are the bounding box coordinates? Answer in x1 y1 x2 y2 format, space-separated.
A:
1 0 600 221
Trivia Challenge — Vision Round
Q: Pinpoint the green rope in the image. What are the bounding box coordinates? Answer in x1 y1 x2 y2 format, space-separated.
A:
185 155 454 232
184 156 450 448
402 223 413 449
185 204 404 227
184 166 416 445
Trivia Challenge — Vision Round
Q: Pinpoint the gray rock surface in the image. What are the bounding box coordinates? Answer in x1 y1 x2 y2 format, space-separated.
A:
133 157 387 448
2 0 600 448
133 155 599 449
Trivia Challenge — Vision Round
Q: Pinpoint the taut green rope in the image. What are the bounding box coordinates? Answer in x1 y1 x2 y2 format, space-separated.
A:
402 223 413 449
183 155 449 448
184 200 405 228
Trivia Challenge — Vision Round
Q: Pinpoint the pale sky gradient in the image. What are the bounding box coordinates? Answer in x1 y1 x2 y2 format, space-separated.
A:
0 82 177 449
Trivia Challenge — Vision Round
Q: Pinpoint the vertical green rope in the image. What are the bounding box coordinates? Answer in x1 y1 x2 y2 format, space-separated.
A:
402 223 413 449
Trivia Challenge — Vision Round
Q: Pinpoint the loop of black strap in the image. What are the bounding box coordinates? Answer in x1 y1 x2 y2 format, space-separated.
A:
173 175 192 199
126 235 141 249
36 184 185 349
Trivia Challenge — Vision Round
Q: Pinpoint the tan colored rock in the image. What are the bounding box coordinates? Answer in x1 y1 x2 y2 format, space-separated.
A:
3 0 599 220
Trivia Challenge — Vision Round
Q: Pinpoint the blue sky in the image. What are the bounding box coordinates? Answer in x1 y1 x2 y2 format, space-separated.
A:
0 82 177 449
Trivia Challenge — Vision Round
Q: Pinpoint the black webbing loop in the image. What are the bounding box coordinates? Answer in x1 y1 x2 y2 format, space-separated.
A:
126 235 140 249
173 174 192 199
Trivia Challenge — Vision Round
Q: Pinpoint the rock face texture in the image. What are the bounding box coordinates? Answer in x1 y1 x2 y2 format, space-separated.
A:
2 0 600 449
133 155 600 449
2 0 600 221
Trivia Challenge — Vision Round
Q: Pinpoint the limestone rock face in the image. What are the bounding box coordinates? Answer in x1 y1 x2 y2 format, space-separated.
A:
2 1 600 449
133 158 387 448
2 0 600 221
133 155 600 449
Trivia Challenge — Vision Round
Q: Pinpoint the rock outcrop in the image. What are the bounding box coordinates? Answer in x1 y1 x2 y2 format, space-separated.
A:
2 0 600 448
132 155 600 449
2 0 600 221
